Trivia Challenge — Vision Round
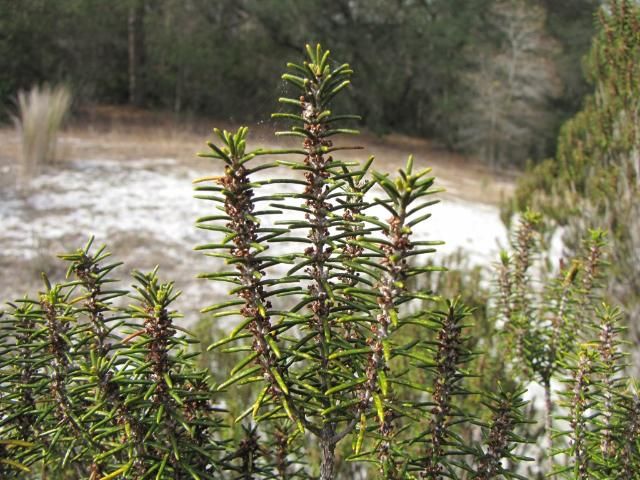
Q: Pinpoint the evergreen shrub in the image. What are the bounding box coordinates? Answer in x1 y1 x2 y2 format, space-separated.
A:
1 44 638 480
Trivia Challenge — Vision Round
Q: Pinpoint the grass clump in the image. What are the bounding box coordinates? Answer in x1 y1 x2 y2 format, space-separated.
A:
13 83 71 182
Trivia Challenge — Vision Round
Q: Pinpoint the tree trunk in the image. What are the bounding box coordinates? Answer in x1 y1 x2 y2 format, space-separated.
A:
174 63 183 113
128 0 145 106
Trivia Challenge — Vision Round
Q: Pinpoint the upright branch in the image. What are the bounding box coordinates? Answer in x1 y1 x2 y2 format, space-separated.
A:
133 271 176 404
196 127 291 414
595 306 620 462
0 301 49 476
506 210 542 373
496 250 513 329
290 44 357 480
232 425 262 480
564 347 595 480
418 301 473 479
587 304 631 477
126 269 223 478
512 211 541 306
273 44 364 478
474 387 529 480
59 237 125 354
40 282 94 453
578 229 607 316
0 303 39 442
356 157 439 476
59 240 133 477
536 258 579 465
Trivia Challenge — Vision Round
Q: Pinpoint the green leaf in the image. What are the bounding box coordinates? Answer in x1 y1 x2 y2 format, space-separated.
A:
0 458 31 473
234 406 254 424
373 393 385 423
252 386 270 417
282 73 307 89
325 377 367 396
270 367 289 395
328 347 371 360
354 413 366 455
99 461 133 480
265 334 281 359
230 316 254 338
278 97 302 107
155 453 169 480
217 365 262 390
382 340 392 363
230 351 259 376
379 370 388 396
305 43 317 64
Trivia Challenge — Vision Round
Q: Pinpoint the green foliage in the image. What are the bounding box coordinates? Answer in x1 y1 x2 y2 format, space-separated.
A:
473 386 530 480
2 41 639 480
194 44 532 479
0 0 599 168
0 240 224 479
511 0 640 219
492 212 640 478
554 305 640 479
508 0 640 371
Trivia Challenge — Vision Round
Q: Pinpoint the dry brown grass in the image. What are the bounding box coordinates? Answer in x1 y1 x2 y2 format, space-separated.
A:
13 84 72 182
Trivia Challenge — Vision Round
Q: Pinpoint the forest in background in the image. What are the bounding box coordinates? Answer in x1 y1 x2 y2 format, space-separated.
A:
0 0 600 168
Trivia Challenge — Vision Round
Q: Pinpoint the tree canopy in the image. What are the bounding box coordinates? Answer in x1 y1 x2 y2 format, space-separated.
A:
0 0 600 168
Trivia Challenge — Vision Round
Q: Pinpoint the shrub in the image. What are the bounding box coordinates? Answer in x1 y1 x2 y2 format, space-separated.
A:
0 240 223 479
505 0 640 365
13 84 71 182
1 43 639 480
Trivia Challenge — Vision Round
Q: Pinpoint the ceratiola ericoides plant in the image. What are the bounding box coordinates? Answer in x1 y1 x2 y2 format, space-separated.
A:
0 241 224 479
195 44 529 479
2 42 638 479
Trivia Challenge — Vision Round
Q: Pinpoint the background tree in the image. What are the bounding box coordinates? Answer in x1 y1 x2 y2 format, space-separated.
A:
457 0 561 167
128 0 145 106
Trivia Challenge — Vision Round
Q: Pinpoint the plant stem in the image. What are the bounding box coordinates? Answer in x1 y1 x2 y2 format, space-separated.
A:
544 379 554 475
320 433 336 480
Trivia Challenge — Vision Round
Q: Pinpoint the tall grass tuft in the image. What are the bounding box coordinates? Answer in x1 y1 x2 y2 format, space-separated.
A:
13 84 71 182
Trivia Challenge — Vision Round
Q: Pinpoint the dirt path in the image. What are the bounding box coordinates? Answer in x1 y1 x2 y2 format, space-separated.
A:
0 109 514 325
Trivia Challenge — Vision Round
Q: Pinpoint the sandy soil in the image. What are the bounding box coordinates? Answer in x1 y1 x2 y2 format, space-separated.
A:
0 106 514 325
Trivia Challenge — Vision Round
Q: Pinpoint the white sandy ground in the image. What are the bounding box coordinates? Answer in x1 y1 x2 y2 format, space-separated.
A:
0 153 509 325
